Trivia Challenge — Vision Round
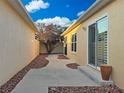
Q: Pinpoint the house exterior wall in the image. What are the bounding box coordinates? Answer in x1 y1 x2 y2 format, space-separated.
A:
64 0 124 88
0 1 39 86
64 25 88 65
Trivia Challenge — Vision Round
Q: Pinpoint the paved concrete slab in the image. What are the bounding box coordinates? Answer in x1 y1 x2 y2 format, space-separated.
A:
12 55 99 93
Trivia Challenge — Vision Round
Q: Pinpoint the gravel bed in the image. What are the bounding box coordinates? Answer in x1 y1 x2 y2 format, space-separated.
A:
66 63 80 69
58 55 69 59
48 85 124 93
0 55 49 93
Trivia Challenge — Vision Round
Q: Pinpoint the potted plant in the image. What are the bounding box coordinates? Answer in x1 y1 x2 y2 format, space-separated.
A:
100 64 112 81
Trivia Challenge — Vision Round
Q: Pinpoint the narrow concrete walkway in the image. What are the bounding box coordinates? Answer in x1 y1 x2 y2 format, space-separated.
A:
12 55 99 93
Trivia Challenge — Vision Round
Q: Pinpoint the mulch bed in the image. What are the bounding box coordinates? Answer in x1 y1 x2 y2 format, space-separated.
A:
48 85 124 93
58 55 69 59
0 54 49 93
66 63 80 69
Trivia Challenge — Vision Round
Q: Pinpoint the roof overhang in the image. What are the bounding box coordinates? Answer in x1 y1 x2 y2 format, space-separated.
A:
6 0 38 32
61 0 114 36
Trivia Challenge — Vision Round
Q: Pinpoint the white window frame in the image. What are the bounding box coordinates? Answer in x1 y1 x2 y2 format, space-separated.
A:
71 33 77 53
86 13 109 70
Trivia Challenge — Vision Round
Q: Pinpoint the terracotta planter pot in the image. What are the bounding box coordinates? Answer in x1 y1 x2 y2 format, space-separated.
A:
100 64 112 81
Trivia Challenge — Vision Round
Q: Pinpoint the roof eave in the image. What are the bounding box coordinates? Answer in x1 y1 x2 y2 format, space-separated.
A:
61 0 114 36
7 0 39 32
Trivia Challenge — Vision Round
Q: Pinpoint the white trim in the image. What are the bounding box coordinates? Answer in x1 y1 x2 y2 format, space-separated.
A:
61 0 113 36
107 14 110 65
86 23 89 68
97 66 100 71
87 22 96 68
87 64 96 69
86 13 109 70
72 32 77 36
71 50 77 54
87 64 101 71
87 13 108 26
71 33 77 53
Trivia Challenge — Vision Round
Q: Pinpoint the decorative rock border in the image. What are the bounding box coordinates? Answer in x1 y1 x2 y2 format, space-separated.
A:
48 85 124 93
66 63 80 69
0 54 49 93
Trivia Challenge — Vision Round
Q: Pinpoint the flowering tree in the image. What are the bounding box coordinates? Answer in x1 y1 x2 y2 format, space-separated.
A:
37 23 65 54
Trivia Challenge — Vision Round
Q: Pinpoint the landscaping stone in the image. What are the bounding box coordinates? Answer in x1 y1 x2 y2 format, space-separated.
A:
48 85 124 93
1 55 123 93
66 63 80 69
0 54 49 93
11 55 99 93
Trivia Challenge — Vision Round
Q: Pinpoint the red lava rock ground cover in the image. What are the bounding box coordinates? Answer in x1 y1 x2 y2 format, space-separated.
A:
58 55 69 59
66 63 80 69
48 85 124 93
0 54 49 93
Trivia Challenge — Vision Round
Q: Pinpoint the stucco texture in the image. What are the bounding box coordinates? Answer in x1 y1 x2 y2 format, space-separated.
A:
64 25 86 65
0 1 39 86
64 0 124 89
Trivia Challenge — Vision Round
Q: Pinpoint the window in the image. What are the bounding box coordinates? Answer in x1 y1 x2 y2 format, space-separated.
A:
88 16 108 67
71 33 77 52
96 16 108 66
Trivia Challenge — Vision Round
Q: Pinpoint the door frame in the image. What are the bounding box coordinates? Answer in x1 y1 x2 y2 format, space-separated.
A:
88 23 97 67
86 14 109 70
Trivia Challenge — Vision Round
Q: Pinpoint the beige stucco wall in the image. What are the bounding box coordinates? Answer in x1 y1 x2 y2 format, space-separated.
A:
64 0 124 89
0 1 39 86
64 25 86 65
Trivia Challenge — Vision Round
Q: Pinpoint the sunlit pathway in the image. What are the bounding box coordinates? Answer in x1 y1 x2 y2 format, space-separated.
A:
12 55 99 93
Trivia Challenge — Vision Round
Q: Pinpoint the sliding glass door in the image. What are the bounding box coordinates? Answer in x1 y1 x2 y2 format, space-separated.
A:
88 23 96 66
96 16 108 67
88 16 108 68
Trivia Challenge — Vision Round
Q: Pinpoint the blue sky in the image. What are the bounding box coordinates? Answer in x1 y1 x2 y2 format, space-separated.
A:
22 0 96 26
